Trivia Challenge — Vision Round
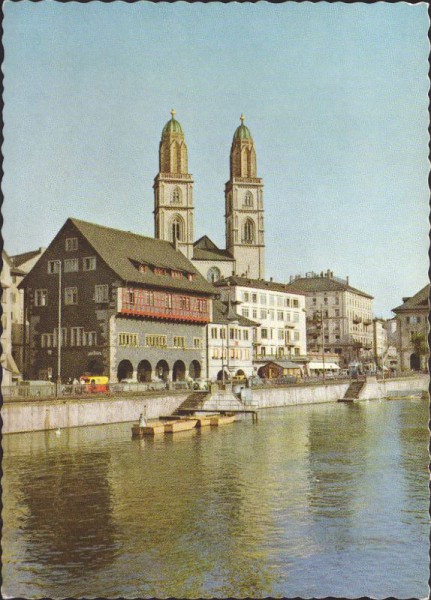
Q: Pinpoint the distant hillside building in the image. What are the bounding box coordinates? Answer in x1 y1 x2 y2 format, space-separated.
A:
19 218 215 383
1 251 21 385
392 284 429 371
286 270 374 368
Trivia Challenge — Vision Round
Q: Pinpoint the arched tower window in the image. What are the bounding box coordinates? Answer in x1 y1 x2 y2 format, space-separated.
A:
243 219 255 244
171 216 184 243
244 191 253 207
171 186 181 204
207 266 221 283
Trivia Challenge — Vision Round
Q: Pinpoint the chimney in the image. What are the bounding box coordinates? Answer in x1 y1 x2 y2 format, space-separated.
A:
270 277 273 282
346 276 349 285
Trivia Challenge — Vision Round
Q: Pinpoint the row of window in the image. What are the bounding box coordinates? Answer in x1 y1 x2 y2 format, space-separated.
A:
241 291 300 308
259 346 301 357
34 285 110 307
210 327 250 341
406 316 423 324
118 332 202 350
212 348 251 360
312 296 340 306
260 328 300 342
242 307 301 322
41 328 97 348
48 256 96 274
138 264 195 282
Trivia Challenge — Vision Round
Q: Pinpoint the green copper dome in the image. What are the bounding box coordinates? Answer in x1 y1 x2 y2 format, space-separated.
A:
162 109 183 136
233 114 252 141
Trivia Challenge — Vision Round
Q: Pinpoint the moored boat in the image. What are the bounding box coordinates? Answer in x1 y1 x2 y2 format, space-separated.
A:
164 419 198 433
210 414 236 426
132 421 169 437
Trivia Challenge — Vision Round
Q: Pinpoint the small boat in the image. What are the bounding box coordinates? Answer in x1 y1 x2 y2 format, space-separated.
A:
164 419 198 433
132 421 168 437
195 415 214 428
210 414 236 426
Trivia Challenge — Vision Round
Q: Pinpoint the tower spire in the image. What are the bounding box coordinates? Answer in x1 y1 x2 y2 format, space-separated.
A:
240 113 245 124
171 108 176 119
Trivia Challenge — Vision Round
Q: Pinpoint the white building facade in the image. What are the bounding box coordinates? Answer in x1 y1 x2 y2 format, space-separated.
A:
215 277 307 362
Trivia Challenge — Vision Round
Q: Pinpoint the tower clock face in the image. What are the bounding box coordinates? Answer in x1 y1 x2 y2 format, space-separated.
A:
207 266 221 283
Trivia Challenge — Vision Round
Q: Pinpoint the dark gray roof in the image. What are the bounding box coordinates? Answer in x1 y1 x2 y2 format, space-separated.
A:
284 276 373 299
212 299 259 327
215 275 306 295
392 284 429 313
10 248 45 267
193 236 234 262
59 219 216 295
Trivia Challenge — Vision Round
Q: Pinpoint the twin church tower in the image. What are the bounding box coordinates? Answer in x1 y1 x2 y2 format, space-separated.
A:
153 110 265 282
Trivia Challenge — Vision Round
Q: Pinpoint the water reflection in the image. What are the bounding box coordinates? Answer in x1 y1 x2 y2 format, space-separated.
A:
2 399 429 599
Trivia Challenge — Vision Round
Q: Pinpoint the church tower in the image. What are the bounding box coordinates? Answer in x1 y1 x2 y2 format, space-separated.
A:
153 109 194 259
225 115 265 279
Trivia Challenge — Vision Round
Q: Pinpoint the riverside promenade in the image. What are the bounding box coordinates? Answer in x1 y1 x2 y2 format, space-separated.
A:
2 375 428 435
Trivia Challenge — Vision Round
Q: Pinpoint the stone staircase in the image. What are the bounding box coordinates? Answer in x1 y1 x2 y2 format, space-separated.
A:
173 391 210 415
340 380 366 402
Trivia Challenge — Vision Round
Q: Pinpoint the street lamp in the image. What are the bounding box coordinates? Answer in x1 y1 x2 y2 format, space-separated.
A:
54 260 62 395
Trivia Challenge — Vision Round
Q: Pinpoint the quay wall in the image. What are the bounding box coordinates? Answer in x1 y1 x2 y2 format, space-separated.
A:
252 382 349 408
2 375 428 434
2 393 188 435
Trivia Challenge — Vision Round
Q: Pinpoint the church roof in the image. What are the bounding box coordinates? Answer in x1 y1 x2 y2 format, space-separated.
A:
233 114 253 141
193 236 234 262
21 218 215 296
392 284 429 313
233 124 252 141
162 110 183 136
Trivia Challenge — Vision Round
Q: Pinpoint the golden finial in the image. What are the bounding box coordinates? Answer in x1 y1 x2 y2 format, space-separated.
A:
171 108 176 119
240 113 245 124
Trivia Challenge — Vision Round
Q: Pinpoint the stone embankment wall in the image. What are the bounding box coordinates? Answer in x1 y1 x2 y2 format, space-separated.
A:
252 382 349 408
2 392 188 435
2 375 428 434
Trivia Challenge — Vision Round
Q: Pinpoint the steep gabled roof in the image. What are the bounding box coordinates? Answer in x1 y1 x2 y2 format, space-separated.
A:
10 248 45 268
392 284 429 313
193 236 234 262
284 276 373 299
21 218 216 296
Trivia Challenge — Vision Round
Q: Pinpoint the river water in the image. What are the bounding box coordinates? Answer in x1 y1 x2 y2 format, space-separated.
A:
2 398 429 599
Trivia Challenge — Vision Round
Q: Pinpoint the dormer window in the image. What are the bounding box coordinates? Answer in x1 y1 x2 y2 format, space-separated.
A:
187 273 195 282
171 270 183 279
138 264 148 274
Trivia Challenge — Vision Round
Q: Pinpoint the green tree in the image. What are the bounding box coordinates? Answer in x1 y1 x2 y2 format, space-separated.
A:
411 332 428 360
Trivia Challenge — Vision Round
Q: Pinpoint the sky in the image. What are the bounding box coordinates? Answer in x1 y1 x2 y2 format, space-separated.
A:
2 2 429 317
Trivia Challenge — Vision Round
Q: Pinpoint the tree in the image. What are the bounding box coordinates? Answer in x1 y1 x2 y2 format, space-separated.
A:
411 332 428 368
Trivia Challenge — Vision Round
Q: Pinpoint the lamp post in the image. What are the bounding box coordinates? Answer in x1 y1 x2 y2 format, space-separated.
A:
55 260 62 395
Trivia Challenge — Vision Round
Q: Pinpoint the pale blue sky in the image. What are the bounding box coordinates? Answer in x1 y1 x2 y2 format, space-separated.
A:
3 2 429 316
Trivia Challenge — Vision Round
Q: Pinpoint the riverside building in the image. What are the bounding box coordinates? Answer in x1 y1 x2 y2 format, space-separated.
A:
19 218 215 383
214 276 307 363
206 299 258 381
286 270 374 368
392 284 429 371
